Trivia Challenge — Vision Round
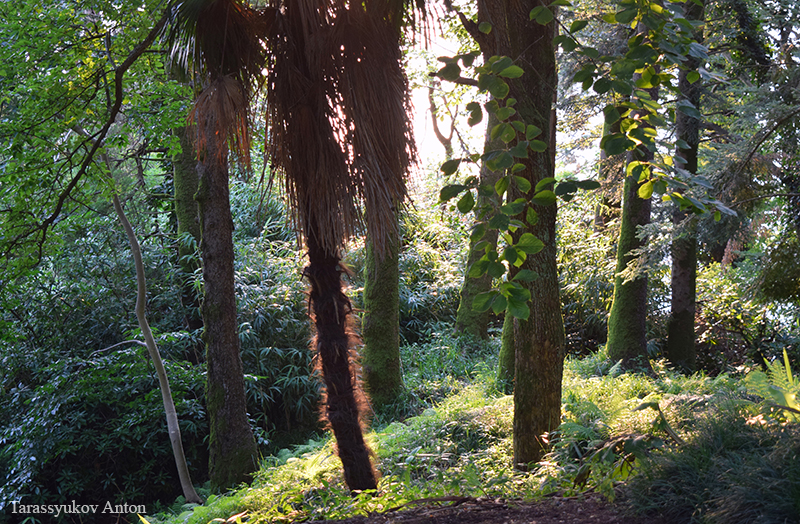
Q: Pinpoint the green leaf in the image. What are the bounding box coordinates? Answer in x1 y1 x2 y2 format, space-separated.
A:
575 179 601 190
531 190 557 206
440 159 462 177
469 258 490 278
495 176 510 196
615 7 638 24
492 294 509 315
530 140 548 152
503 245 518 265
479 22 493 34
473 291 497 312
509 140 529 158
485 150 514 171
466 101 483 126
526 207 539 226
534 7 554 24
499 65 525 78
555 180 577 197
593 77 612 94
439 184 465 202
488 260 506 279
517 233 545 254
438 63 461 81
515 176 532 193
535 177 556 192
506 297 530 319
686 70 701 84
570 19 589 32
526 125 542 140
470 222 488 242
457 191 475 213
512 269 539 282
604 104 621 124
489 213 510 229
495 106 516 121
600 133 633 156
638 180 654 199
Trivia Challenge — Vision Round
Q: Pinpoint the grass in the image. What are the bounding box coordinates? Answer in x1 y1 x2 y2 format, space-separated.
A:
146 339 800 524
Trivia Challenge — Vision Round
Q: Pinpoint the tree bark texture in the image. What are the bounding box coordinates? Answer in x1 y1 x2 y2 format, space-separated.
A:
173 125 204 363
606 169 651 366
497 313 515 393
305 229 378 492
456 110 503 340
196 125 258 491
666 0 704 372
362 228 403 408
465 0 564 469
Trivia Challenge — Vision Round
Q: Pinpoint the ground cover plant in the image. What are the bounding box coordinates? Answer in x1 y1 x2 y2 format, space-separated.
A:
142 343 800 524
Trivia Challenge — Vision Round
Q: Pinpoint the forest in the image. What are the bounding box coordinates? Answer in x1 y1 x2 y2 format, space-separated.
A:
0 0 799 522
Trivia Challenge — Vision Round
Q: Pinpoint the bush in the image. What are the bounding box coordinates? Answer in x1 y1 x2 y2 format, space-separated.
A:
0 348 208 523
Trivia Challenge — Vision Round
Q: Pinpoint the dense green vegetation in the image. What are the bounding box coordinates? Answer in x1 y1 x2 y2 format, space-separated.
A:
1 0 799 522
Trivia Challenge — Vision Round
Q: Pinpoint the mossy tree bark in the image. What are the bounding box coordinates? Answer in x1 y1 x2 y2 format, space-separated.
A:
666 0 704 372
462 0 565 469
606 169 651 366
497 313 515 393
455 110 503 340
173 125 204 363
195 121 258 491
362 227 403 408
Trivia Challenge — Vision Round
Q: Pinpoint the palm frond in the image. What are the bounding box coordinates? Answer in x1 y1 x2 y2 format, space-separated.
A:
264 0 418 256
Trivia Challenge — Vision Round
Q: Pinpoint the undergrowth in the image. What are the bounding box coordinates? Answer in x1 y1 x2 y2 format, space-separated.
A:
148 346 800 524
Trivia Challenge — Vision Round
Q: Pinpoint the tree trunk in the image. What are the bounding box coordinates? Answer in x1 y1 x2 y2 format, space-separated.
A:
362 228 403 408
112 194 203 505
497 313 515 393
455 110 503 340
606 67 657 368
173 125 204 363
305 228 378 492
606 161 652 366
195 122 258 491
666 0 704 372
464 0 564 469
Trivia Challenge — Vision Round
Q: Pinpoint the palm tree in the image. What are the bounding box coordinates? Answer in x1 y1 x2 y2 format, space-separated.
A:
264 0 415 491
167 0 417 492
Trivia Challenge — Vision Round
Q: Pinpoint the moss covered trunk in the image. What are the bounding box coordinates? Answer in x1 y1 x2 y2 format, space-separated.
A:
362 229 403 408
306 229 377 493
196 121 258 491
606 167 652 366
173 125 203 363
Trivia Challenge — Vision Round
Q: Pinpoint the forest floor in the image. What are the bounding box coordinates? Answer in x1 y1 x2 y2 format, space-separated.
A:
307 492 670 524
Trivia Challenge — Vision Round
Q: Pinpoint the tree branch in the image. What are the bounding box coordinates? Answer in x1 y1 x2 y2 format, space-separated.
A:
6 11 169 266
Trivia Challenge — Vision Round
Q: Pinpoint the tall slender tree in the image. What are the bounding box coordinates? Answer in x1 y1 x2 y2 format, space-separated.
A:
458 0 564 468
165 0 269 489
666 0 705 372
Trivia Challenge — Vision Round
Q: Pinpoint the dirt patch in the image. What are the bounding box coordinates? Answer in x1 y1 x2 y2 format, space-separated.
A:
308 493 669 524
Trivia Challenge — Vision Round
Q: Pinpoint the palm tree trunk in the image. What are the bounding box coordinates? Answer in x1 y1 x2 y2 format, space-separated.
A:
305 229 378 492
